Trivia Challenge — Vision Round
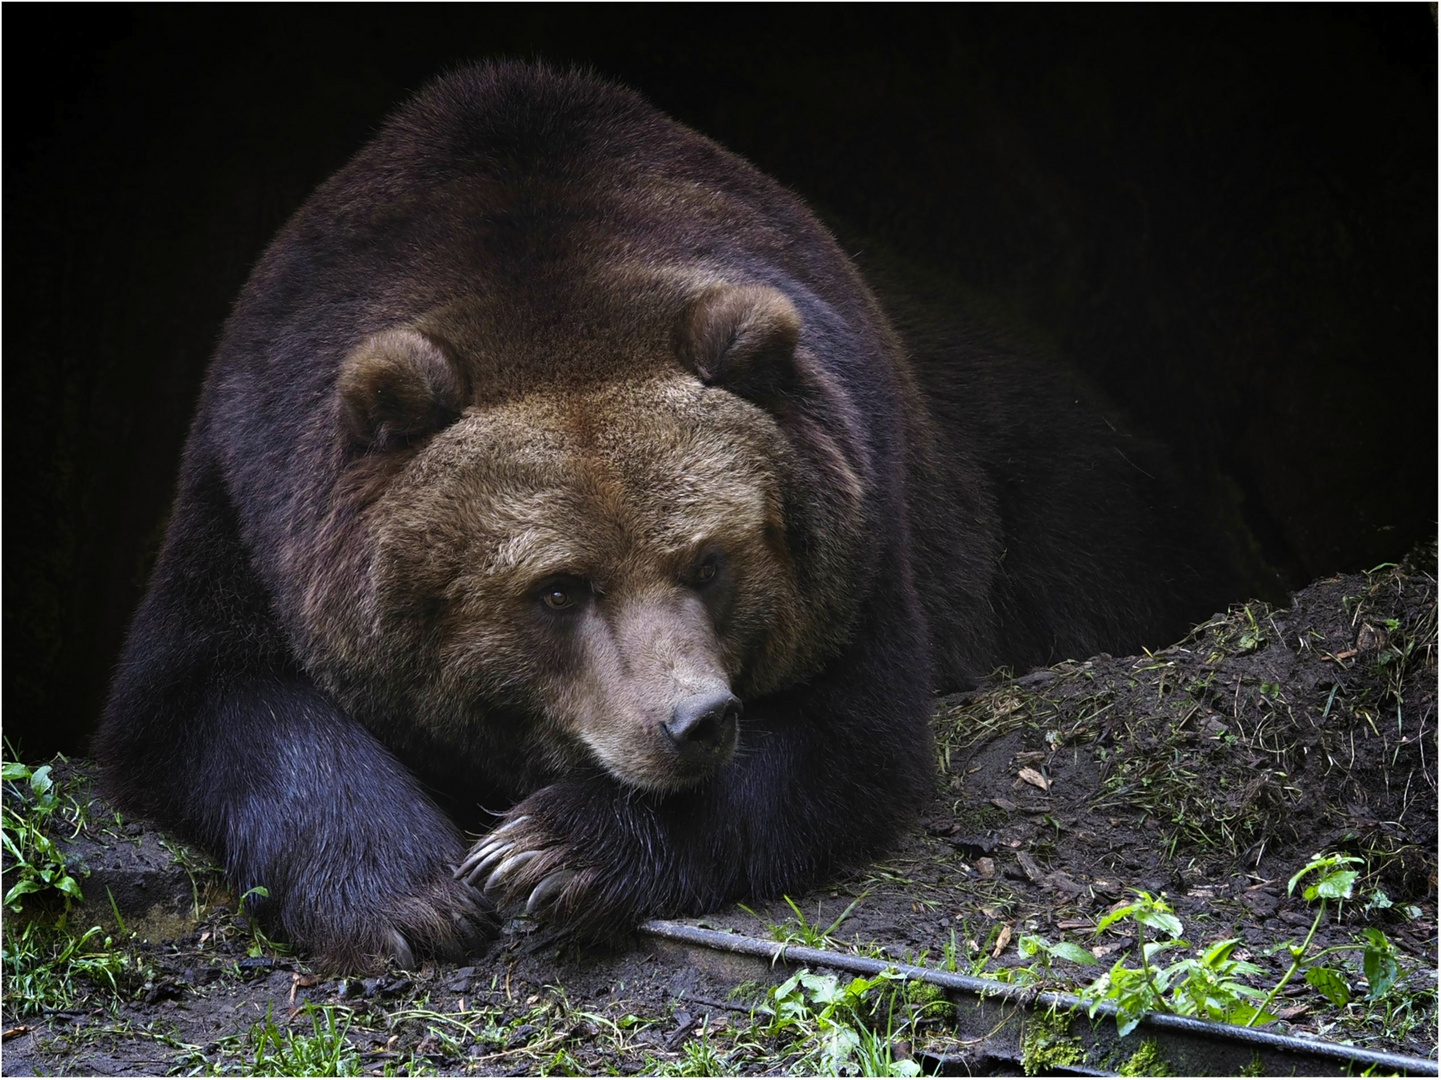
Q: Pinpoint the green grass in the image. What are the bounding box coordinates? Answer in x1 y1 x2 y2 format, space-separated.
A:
741 893 865 951
1 920 134 1016
243 1005 361 1077
177 1004 363 1076
651 1028 730 1077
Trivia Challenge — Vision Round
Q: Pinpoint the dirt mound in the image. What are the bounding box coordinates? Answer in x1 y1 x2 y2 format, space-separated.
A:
933 539 1436 909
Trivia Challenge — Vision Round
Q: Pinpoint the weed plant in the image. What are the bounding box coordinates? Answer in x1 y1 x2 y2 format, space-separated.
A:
1016 853 1412 1038
2 755 143 1017
2 760 85 917
245 1004 361 1077
751 967 953 1076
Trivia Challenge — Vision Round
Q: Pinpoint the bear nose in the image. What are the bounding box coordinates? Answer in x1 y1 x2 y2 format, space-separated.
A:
665 691 742 750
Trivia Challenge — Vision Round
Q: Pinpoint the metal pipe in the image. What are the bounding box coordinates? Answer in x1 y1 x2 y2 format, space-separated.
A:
639 919 1438 1076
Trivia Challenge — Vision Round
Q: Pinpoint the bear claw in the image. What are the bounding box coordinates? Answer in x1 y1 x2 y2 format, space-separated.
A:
455 830 518 882
388 929 415 970
492 814 530 835
525 870 576 915
484 849 539 893
456 839 511 885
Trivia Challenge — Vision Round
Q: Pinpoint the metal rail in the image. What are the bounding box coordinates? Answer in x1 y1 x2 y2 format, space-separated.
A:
639 919 1438 1077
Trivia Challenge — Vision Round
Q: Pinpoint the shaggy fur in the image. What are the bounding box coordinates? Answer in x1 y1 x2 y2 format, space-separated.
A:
95 62 1236 971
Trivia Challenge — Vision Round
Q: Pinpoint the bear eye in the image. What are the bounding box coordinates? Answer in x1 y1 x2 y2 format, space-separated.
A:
535 576 589 614
689 552 723 588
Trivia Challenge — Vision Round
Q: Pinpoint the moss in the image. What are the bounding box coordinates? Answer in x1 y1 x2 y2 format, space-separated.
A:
1118 1038 1172 1077
1021 1008 1085 1076
906 980 948 1009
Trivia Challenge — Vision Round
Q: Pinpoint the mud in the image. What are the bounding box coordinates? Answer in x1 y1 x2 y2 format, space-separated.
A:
3 547 1436 1075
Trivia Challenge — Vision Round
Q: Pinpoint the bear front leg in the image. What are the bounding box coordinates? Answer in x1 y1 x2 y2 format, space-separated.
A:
103 672 495 972
460 638 935 936
208 677 497 970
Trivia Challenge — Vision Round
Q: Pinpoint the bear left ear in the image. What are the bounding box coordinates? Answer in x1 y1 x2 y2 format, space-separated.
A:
677 285 804 412
338 328 469 451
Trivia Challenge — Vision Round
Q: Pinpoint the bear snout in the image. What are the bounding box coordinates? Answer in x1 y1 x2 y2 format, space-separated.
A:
663 689 741 769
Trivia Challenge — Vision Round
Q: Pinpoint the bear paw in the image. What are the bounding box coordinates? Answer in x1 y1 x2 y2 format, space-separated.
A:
312 873 496 974
454 813 584 920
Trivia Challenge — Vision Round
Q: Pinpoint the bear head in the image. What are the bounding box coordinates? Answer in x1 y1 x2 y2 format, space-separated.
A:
303 276 871 797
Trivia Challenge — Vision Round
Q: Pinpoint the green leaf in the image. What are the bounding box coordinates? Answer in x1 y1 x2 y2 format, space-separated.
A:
1096 904 1139 934
820 1024 860 1072
773 971 804 1003
1136 909 1184 939
1217 980 1266 1001
1226 1002 1279 1027
1288 852 1361 896
1362 934 1400 1000
3 878 44 907
28 765 54 796
1359 927 1388 948
801 971 842 1005
1048 942 1099 966
1313 870 1357 901
1305 966 1351 1007
1224 960 1265 979
1158 957 1199 984
1143 940 1183 962
1018 935 1046 957
1200 938 1243 967
1365 963 1400 1001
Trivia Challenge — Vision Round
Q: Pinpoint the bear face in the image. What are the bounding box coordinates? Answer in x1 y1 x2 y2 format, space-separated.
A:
305 282 859 800
378 380 774 792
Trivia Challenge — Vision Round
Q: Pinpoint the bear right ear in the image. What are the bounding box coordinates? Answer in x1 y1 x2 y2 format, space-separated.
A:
677 285 805 413
338 328 469 451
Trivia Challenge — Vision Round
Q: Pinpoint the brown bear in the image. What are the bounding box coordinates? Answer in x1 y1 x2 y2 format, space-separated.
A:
94 62 1236 971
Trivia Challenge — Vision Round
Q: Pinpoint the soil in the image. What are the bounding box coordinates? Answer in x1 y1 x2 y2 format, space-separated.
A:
4 546 1436 1076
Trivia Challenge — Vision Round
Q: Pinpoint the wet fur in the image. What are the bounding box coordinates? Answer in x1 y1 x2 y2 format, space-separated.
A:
95 62 1238 970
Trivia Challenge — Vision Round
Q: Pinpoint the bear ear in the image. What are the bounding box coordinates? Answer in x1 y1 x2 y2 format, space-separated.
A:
678 285 804 412
338 328 469 451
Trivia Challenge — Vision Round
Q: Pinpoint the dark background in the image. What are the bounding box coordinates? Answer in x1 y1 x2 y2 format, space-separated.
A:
5 5 1436 759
